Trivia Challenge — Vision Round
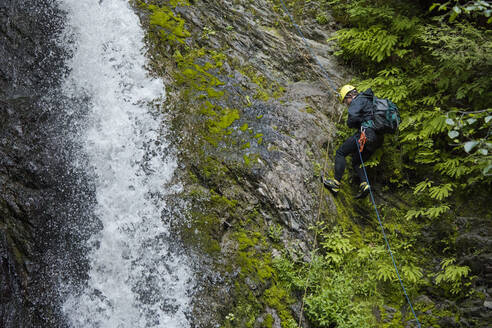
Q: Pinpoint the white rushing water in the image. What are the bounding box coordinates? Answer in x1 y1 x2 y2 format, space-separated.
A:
58 0 192 326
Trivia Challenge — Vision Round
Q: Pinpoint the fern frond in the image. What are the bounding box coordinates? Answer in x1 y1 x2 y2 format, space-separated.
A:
413 180 433 194
376 262 396 282
428 183 454 200
424 204 450 219
402 264 423 283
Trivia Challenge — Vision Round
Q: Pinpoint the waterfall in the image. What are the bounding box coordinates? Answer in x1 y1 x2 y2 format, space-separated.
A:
57 0 192 326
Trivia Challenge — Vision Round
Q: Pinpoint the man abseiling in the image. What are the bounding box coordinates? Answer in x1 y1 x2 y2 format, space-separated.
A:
323 85 383 199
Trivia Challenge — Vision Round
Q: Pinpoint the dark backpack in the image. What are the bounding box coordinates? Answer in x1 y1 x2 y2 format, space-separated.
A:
370 95 402 134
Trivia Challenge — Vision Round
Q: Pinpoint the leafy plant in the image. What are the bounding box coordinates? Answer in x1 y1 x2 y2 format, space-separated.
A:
434 258 472 295
445 109 492 176
430 0 492 23
320 228 354 266
268 223 283 243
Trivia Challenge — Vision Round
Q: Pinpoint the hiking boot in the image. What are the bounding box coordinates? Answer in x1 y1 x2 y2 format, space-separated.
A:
354 181 370 199
322 178 340 194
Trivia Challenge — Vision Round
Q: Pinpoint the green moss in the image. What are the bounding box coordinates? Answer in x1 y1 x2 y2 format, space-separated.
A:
202 107 240 146
264 285 297 328
243 154 251 166
142 1 191 44
234 231 274 281
264 313 273 328
239 65 286 101
241 142 251 150
228 284 261 328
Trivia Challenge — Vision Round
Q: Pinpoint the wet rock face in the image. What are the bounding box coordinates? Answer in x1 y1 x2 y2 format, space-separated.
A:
0 1 82 326
0 0 66 95
149 0 346 326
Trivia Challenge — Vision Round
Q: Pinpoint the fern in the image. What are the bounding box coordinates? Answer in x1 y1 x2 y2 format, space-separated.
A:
376 261 396 282
434 158 473 178
402 264 423 284
425 204 451 219
404 208 426 220
428 183 454 200
335 26 399 62
321 229 354 266
405 204 450 220
413 180 433 194
435 258 472 294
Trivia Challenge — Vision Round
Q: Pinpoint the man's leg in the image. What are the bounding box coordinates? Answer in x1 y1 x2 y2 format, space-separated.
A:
334 135 358 182
351 136 379 198
324 135 359 194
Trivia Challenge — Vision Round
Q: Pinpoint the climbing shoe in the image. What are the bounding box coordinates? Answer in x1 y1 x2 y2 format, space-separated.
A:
322 178 340 194
354 181 370 199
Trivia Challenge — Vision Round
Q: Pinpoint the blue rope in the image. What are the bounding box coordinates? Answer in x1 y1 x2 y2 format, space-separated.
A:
356 138 422 328
277 0 339 96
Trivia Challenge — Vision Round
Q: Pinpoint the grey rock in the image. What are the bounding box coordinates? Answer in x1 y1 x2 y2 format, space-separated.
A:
1 1 99 326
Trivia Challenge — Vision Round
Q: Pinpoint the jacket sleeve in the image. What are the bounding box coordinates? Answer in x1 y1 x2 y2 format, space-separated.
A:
346 89 374 129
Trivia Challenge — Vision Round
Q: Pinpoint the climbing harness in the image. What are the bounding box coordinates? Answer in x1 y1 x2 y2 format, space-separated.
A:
355 138 422 328
358 128 367 153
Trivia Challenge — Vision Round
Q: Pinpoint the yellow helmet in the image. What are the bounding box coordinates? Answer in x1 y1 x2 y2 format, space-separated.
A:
339 85 356 103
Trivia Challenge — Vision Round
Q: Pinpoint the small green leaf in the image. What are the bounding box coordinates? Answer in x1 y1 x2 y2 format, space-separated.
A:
478 148 488 155
485 115 492 123
448 130 459 139
453 6 461 14
429 3 440 11
446 118 455 126
466 118 477 125
483 164 492 176
449 12 458 22
464 141 479 153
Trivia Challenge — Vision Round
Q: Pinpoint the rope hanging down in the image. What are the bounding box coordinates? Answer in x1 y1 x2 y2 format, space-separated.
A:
277 0 339 96
356 139 422 328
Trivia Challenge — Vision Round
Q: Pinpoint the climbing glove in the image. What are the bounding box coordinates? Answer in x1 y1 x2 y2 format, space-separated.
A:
354 181 370 199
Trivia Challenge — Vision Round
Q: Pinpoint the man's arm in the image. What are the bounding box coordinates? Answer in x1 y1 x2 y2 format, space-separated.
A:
347 99 365 129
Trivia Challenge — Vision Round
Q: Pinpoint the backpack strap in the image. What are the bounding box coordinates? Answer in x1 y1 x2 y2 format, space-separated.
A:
361 120 375 129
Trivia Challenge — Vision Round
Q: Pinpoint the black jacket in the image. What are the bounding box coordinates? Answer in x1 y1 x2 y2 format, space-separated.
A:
347 89 375 129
